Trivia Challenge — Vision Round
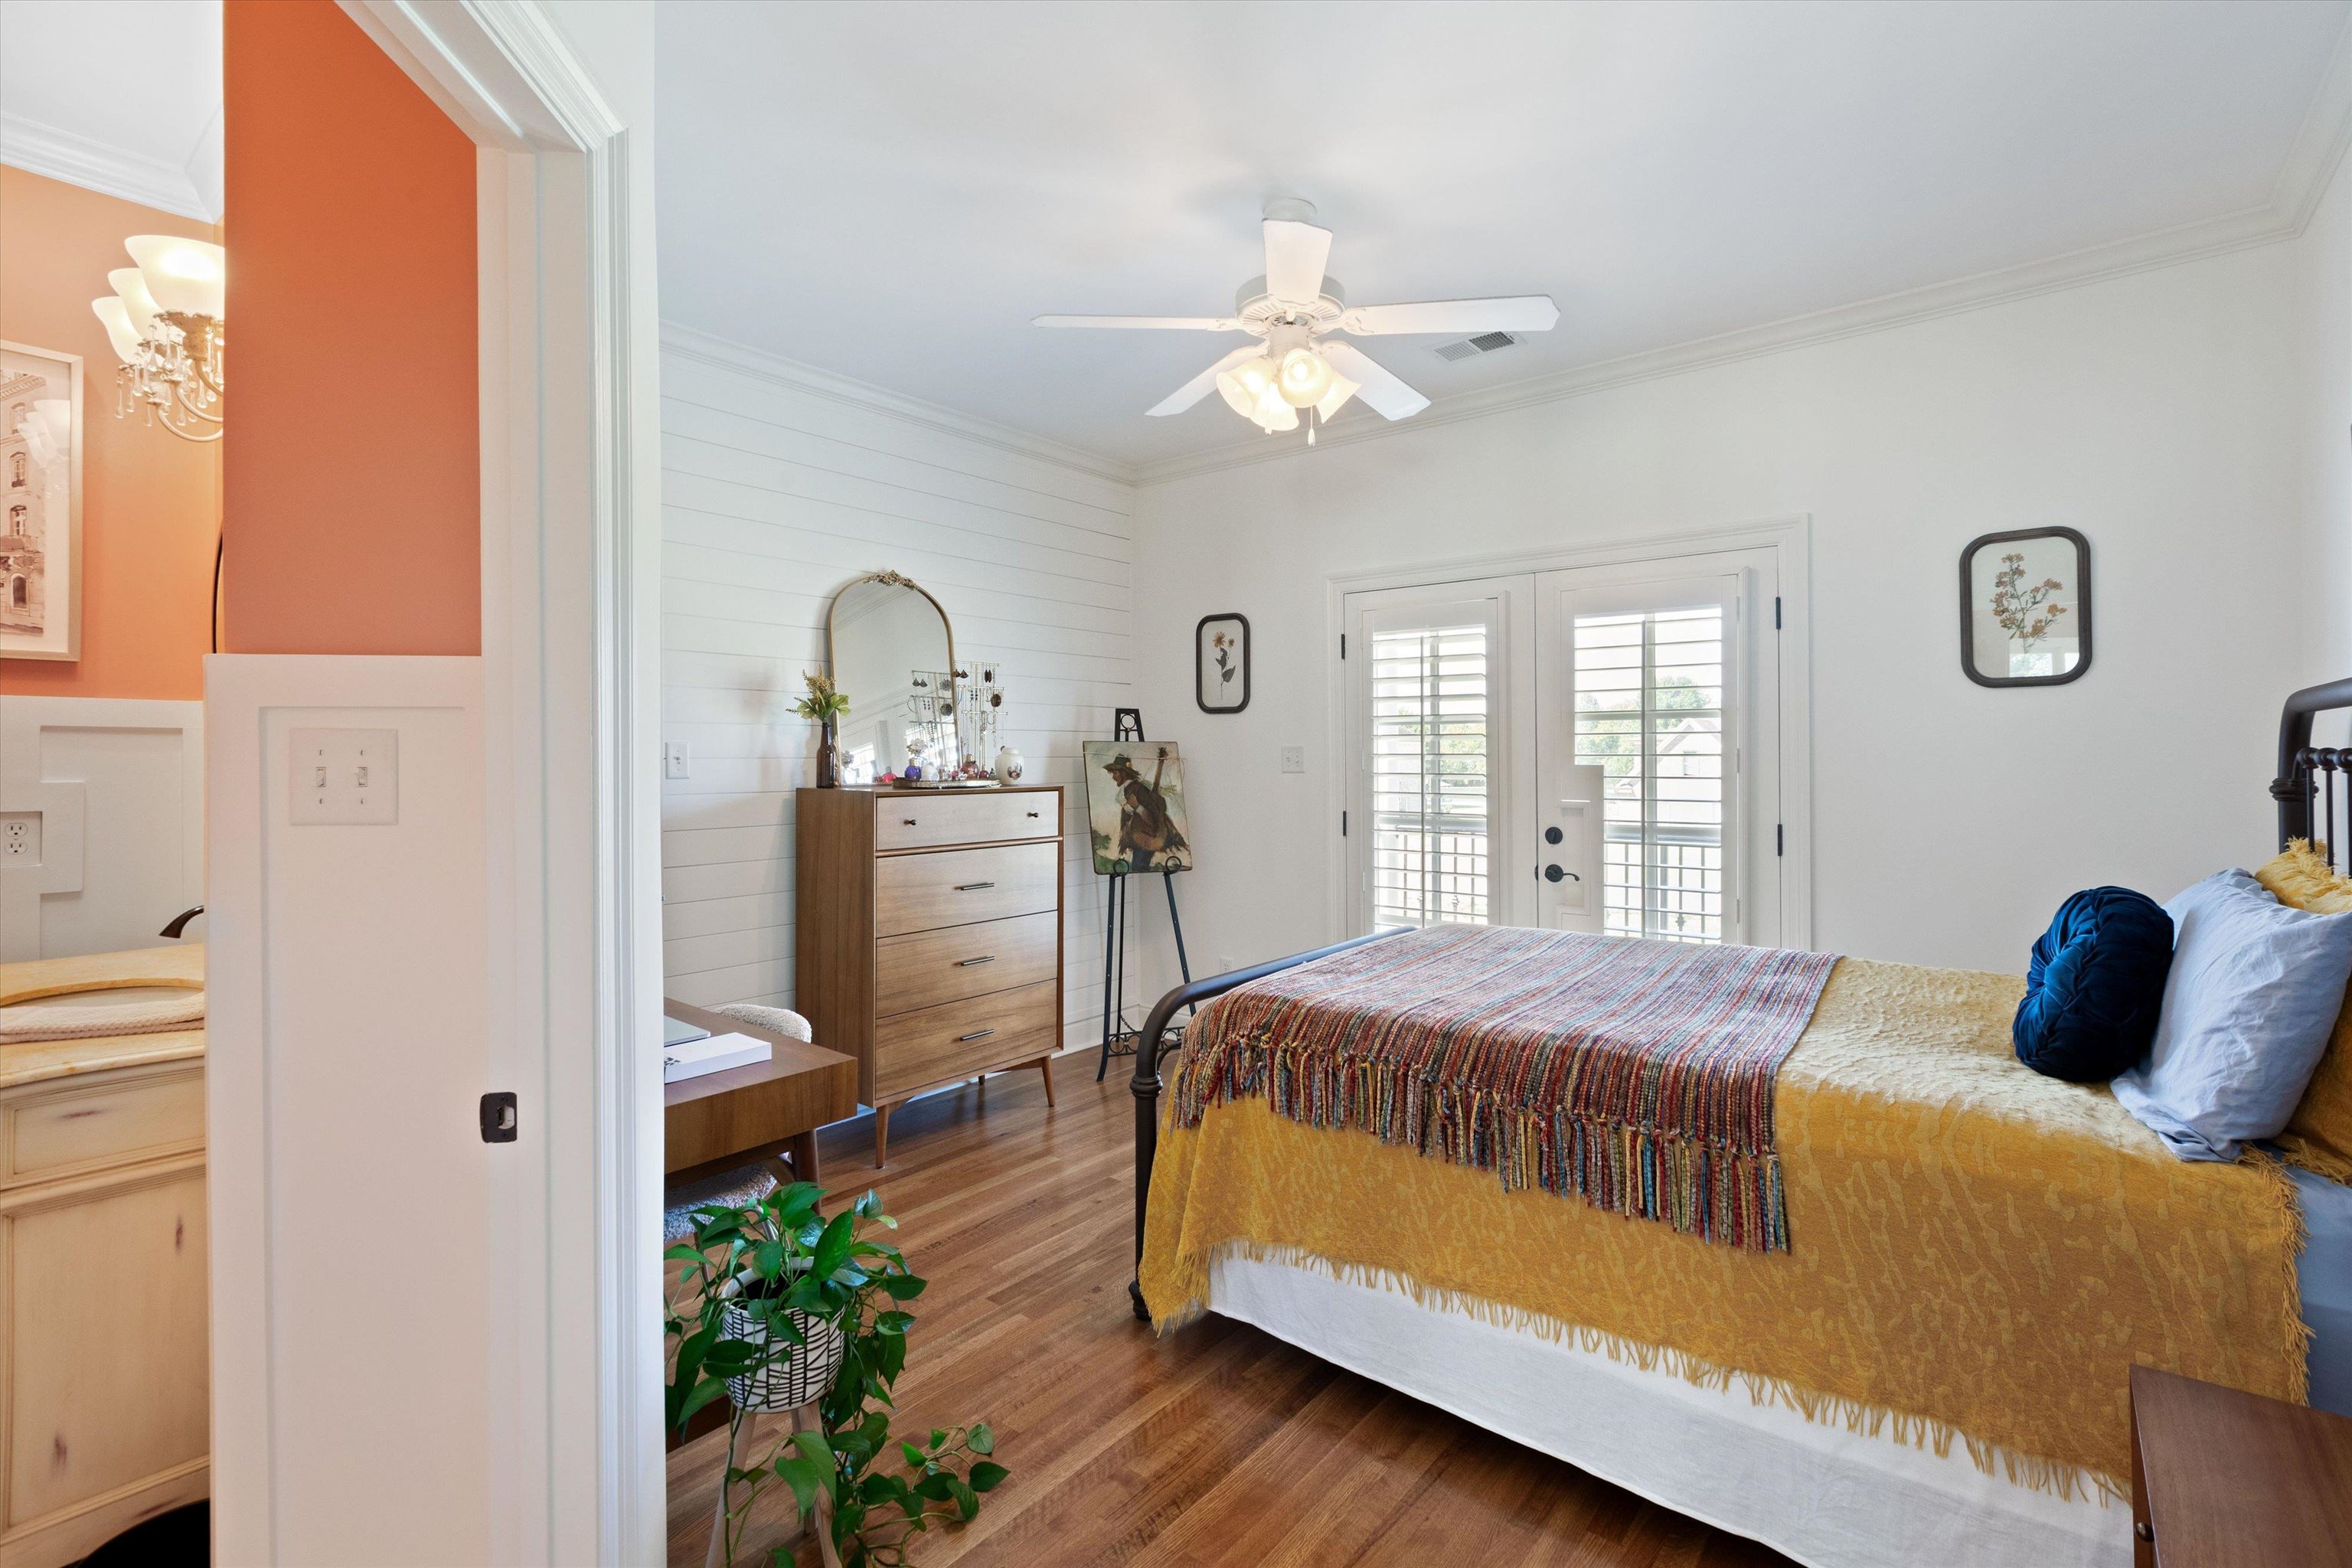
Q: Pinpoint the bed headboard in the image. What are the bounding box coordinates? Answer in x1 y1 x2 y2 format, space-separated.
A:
2273 678 2352 861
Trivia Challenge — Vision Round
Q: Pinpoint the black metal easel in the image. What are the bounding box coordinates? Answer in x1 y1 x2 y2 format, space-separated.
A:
1093 707 1195 1080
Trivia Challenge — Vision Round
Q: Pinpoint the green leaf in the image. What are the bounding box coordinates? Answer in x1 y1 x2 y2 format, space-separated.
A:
774 1453 823 1515
874 1311 915 1336
812 1210 857 1281
968 1423 994 1455
900 1440 925 1468
928 1429 946 1449
878 1274 927 1301
675 1375 730 1426
752 1240 785 1279
946 1476 979 1521
912 1472 954 1502
968 1461 1008 1494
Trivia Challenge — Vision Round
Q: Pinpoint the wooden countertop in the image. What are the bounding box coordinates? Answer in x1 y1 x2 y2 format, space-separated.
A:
0 944 207 1090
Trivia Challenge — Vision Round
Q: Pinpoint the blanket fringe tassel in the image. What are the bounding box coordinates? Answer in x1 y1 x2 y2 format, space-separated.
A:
1152 1239 2132 1506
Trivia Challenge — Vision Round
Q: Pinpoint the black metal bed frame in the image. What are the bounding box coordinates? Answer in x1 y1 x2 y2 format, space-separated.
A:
1124 679 2352 1321
2273 676 2352 865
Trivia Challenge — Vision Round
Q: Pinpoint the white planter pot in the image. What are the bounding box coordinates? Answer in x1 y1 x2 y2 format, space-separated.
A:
719 1298 848 1412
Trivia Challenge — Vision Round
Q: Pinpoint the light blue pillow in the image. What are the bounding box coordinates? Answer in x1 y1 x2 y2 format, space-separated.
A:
2112 869 2352 1161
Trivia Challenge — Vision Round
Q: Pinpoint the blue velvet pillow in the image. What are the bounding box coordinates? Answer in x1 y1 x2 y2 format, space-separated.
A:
2012 887 2175 1083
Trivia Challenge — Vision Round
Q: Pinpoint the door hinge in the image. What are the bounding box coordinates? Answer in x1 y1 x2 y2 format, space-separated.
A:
1341 809 1348 836
1340 632 1347 658
1776 823 1784 857
1774 596 1782 631
480 1091 518 1143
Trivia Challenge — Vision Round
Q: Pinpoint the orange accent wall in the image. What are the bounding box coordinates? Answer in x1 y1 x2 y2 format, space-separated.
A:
222 0 479 656
0 167 221 700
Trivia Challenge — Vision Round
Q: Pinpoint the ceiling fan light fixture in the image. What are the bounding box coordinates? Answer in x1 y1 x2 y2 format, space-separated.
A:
1250 380 1299 433
1315 370 1361 420
1276 345 1334 408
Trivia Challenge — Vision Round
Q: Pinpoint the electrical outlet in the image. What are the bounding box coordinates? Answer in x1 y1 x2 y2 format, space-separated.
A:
0 813 39 865
1279 745 1306 774
289 728 400 826
663 740 690 780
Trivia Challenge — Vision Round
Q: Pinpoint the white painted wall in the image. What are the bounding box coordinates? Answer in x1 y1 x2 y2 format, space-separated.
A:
2298 147 2352 703
1133 237 2322 978
657 327 1135 1047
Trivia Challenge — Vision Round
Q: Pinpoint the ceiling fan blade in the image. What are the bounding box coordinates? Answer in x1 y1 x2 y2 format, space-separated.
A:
1147 345 1270 417
1032 314 1244 331
1336 296 1560 336
1263 219 1333 303
1318 341 1431 420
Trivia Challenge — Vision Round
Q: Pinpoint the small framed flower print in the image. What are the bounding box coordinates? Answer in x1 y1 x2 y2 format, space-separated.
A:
1959 527 2091 688
1196 612 1250 714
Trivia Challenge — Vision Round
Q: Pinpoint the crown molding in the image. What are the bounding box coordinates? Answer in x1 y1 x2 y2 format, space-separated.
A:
659 320 1142 488
1135 16 2352 489
0 113 217 224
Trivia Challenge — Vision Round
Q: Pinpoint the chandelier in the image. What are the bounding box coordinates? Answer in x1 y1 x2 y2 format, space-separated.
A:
90 235 224 444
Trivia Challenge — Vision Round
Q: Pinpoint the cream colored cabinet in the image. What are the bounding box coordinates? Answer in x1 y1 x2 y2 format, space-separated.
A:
0 1059 207 1567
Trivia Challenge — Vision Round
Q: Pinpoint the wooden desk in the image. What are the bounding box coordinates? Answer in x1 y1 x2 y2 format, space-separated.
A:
2131 1365 2352 1567
662 999 860 1184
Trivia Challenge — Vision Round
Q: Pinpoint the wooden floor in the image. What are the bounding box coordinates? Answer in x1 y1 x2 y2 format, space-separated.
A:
666 1069 1793 1568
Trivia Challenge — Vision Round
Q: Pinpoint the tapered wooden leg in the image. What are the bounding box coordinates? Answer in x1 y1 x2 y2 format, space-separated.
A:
1036 1055 1056 1106
704 1410 753 1568
791 1400 843 1568
873 1103 891 1168
785 1129 820 1185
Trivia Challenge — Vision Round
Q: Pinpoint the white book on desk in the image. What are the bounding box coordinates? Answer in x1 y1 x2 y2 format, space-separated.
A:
662 1031 773 1084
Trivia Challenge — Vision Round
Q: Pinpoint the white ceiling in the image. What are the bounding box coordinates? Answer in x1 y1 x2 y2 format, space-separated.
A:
0 0 223 221
656 0 2351 470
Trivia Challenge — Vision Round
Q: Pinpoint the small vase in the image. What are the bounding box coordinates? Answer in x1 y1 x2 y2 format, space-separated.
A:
992 746 1025 784
816 718 838 789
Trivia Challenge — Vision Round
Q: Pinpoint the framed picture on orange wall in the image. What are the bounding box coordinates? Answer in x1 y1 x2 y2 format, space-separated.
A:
0 341 83 662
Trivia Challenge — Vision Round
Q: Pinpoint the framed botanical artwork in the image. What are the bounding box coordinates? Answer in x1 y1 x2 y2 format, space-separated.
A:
0 341 83 662
1196 612 1250 714
1959 527 2089 688
1083 740 1193 874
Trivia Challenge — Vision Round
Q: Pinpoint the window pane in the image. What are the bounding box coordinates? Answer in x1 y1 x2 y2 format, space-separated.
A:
1368 620 1491 927
1573 606 1726 943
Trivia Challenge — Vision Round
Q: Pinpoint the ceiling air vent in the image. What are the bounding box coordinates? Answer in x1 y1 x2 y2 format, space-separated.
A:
1432 331 1521 363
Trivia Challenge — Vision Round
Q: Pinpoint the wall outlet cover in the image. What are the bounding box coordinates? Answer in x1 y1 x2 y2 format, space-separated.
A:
1279 745 1306 774
0 814 39 864
289 728 400 826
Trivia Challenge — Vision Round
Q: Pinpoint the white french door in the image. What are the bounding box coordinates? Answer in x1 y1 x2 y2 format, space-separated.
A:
1344 547 1788 946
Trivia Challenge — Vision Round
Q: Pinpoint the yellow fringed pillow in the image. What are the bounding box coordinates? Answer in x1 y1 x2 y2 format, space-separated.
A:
2253 840 2352 1182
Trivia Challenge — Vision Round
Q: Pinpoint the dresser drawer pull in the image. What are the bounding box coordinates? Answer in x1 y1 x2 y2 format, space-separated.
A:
956 1027 996 1042
902 818 919 826
956 955 995 967
955 880 995 891
1026 811 1040 818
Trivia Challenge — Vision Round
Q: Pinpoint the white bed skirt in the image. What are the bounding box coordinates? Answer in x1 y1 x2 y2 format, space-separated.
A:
1207 1253 2130 1568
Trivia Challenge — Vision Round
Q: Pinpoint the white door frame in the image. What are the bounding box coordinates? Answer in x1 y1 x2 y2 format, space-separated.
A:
315 7 660 1563
1324 517 1814 952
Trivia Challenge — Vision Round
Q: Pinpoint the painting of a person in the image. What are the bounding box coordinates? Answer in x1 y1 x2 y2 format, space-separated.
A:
1084 740 1193 874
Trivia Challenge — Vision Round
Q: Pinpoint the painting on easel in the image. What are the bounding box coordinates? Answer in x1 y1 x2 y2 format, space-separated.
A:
1083 740 1192 875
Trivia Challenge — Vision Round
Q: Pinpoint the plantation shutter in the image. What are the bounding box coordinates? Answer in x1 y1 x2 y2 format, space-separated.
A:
1570 596 1732 943
1361 599 1500 928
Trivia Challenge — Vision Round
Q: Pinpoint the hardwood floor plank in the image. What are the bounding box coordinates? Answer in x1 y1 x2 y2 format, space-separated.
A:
666 1076 1795 1568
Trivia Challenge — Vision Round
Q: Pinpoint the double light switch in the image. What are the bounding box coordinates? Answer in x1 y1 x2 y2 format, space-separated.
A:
289 728 400 826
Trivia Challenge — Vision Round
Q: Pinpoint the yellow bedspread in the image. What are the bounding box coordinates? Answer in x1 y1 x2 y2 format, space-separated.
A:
1140 956 2310 1495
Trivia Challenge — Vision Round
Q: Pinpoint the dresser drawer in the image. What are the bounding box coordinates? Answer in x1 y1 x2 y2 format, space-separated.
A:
875 840 1058 937
874 981 1058 1100
3 1066 205 1187
874 791 1057 853
876 910 1057 1017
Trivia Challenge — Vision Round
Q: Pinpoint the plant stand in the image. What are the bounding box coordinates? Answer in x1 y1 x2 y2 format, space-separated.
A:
702 1403 840 1568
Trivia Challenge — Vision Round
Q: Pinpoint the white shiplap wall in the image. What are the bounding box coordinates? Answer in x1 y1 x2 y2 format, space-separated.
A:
658 326 1135 1050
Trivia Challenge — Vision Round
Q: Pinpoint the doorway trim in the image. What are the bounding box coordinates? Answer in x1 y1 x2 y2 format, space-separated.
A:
1323 516 1814 952
332 6 662 1563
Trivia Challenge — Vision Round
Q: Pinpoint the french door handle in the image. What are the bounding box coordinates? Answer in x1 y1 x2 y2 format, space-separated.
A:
1543 864 1579 884
957 1027 996 1042
956 955 995 967
956 880 995 891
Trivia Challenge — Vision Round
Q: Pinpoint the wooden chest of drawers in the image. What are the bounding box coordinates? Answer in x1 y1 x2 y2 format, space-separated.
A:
795 785 1064 1164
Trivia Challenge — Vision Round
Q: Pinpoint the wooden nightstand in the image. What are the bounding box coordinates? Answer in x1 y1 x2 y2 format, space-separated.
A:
2130 1365 2352 1566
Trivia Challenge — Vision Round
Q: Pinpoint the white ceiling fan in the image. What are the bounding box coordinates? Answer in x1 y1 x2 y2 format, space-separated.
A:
1034 197 1558 440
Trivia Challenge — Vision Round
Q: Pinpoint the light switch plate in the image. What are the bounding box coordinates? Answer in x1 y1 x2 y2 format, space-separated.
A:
1279 745 1306 774
663 740 690 780
289 728 400 826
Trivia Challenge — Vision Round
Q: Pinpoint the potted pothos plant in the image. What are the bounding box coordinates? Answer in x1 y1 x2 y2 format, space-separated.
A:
795 672 851 789
667 1181 1007 1567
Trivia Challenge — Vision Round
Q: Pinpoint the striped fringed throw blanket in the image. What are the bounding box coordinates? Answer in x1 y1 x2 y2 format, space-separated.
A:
1170 924 1840 1250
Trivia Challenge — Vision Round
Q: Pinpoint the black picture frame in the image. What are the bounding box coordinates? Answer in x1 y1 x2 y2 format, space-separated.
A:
1196 612 1251 714
1958 526 2092 688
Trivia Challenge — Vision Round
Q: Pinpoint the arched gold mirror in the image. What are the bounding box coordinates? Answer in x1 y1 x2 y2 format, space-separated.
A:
827 570 956 783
